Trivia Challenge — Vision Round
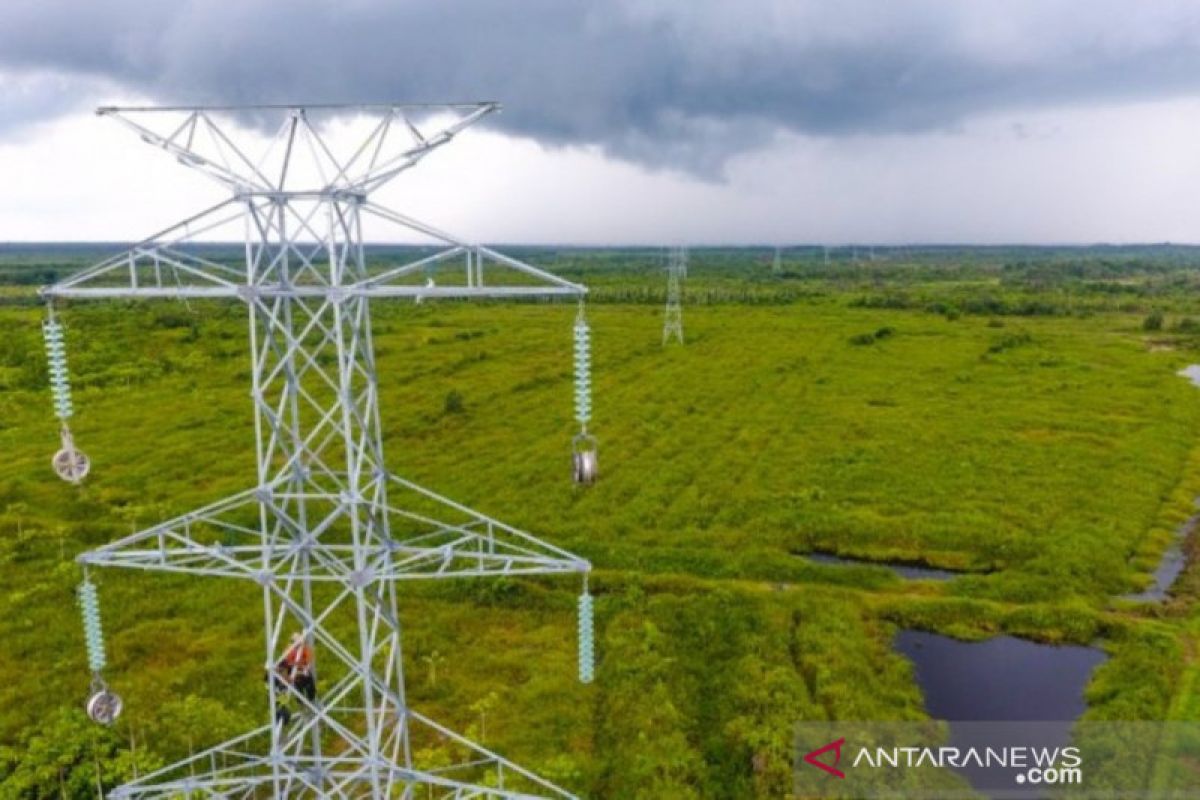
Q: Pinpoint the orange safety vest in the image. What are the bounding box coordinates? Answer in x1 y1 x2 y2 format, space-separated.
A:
281 642 313 677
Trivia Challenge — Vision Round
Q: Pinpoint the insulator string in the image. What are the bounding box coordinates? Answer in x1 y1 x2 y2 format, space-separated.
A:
42 305 91 483
78 575 108 674
578 585 594 684
573 305 591 431
43 314 75 421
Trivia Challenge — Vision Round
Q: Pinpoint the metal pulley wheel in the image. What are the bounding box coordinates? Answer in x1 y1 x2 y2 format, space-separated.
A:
86 685 123 725
52 427 90 483
572 434 598 485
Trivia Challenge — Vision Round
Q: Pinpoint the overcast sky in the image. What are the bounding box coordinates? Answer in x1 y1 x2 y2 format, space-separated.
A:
2 0 1199 245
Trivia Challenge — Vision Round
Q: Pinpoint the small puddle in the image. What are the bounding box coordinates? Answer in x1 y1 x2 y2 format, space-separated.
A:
1125 516 1196 602
896 630 1107 798
805 552 961 581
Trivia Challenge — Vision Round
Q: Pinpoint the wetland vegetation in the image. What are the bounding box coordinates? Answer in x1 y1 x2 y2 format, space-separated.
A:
2 244 1200 797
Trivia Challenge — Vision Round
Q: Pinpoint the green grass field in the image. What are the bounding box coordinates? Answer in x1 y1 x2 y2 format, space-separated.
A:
2 249 1200 797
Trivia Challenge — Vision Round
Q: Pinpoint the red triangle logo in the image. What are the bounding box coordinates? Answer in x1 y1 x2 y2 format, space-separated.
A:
803 737 846 779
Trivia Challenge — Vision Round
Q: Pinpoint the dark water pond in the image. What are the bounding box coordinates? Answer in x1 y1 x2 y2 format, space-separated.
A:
896 630 1106 722
806 552 961 581
896 630 1107 798
1124 516 1195 602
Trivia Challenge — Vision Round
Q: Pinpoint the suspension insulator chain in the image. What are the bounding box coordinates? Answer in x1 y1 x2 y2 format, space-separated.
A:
43 316 74 420
79 577 107 673
43 310 90 483
578 586 595 684
574 313 591 428
571 303 598 485
78 574 123 725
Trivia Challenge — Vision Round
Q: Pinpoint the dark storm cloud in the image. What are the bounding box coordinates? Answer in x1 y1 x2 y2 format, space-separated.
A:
2 0 1199 173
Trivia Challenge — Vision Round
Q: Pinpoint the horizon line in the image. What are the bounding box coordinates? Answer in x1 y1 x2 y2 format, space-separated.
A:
1 240 1199 250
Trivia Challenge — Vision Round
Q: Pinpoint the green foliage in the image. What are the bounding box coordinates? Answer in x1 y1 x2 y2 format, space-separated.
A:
0 707 161 799
985 330 1033 354
1175 316 1200 333
443 388 466 414
147 695 253 763
596 609 703 798
724 655 806 797
1085 626 1182 721
849 326 897 346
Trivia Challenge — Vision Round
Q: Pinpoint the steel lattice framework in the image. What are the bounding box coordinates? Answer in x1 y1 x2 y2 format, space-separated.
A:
662 246 686 345
44 103 590 799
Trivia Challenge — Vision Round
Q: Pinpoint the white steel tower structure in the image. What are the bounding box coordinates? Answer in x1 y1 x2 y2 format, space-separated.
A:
44 104 591 799
662 246 686 345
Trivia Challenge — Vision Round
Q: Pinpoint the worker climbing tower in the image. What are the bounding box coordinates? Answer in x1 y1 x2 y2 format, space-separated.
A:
662 246 686 345
43 104 594 799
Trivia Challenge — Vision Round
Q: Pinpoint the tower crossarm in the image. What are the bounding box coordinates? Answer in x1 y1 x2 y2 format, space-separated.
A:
40 198 253 300
341 103 499 195
41 200 585 301
77 475 589 582
349 202 586 297
99 107 270 193
96 103 501 196
110 712 580 799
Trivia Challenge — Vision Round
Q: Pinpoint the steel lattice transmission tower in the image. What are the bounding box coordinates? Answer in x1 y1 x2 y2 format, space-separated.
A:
43 103 591 799
662 246 686 345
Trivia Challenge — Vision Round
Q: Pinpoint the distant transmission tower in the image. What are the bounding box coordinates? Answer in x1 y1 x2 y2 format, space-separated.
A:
662 246 686 345
44 104 593 799
772 245 782 275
